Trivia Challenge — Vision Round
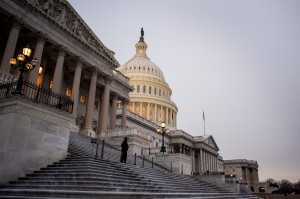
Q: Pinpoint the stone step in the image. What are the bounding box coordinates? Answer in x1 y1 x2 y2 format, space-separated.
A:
14 176 215 193
9 180 157 189
0 189 261 199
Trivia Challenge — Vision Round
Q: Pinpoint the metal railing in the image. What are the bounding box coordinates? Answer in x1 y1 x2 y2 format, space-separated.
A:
0 80 73 113
142 146 193 157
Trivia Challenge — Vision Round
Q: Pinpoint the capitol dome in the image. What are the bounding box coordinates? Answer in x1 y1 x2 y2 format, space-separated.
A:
118 29 178 129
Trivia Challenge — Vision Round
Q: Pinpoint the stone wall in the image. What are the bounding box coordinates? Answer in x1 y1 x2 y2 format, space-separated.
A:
0 96 76 184
153 153 192 175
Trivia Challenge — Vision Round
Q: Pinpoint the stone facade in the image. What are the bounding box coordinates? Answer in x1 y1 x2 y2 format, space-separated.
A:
0 0 132 184
0 96 74 184
223 159 260 192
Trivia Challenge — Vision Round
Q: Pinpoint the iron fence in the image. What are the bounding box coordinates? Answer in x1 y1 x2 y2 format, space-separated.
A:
0 80 73 113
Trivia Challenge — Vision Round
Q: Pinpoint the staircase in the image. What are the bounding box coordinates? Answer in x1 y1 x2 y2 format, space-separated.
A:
0 132 261 199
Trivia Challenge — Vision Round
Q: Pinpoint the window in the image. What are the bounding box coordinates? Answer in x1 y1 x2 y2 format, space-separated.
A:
137 85 140 93
149 86 152 94
66 87 72 97
159 89 161 96
143 85 146 93
80 95 87 104
154 87 157 95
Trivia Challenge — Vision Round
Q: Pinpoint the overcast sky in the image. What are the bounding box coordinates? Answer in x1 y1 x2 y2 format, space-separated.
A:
69 0 300 183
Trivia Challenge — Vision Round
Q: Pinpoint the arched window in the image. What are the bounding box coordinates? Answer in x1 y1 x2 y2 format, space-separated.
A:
149 86 152 94
159 89 161 96
143 85 146 93
137 85 140 93
154 87 157 95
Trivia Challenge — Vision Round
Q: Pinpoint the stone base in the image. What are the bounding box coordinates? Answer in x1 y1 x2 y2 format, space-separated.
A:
154 153 192 175
0 96 76 184
80 128 95 138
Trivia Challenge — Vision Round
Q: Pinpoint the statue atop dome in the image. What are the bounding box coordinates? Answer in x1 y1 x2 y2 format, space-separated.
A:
141 28 144 37
139 27 144 42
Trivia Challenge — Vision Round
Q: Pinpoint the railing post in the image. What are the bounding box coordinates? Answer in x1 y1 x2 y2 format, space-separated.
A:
151 157 153 168
35 85 40 102
134 153 136 165
171 162 172 172
142 156 145 168
101 140 104 159
58 96 62 109
5 83 10 96
149 148 150 155
95 142 99 158
181 164 183 174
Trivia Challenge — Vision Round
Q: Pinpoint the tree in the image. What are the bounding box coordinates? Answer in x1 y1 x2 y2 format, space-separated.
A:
266 178 279 188
294 179 300 194
279 179 293 189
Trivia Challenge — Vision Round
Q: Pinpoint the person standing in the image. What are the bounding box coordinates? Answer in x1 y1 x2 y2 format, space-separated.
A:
120 137 129 163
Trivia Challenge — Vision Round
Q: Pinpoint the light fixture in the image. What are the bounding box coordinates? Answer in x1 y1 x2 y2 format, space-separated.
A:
22 44 32 57
39 66 43 75
10 45 39 94
156 122 169 154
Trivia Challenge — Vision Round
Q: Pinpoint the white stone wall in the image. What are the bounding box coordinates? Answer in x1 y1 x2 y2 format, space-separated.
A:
0 96 76 184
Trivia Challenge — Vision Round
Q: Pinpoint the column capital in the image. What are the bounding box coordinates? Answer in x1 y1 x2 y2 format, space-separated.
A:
36 32 48 45
121 97 129 104
10 16 25 30
111 92 119 99
104 75 114 84
75 57 85 66
56 46 68 57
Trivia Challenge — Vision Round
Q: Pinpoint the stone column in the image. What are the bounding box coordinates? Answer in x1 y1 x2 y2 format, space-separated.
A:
202 150 206 173
199 151 202 175
52 48 66 94
192 149 195 175
110 94 118 129
81 69 98 137
71 59 83 116
154 104 157 122
146 103 150 120
139 102 142 116
132 102 135 113
171 111 173 125
0 18 22 73
97 75 113 135
121 99 128 129
28 34 46 84
166 107 169 124
160 106 163 122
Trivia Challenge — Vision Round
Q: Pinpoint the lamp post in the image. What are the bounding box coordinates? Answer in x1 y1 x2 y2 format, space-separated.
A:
9 45 38 94
157 122 169 154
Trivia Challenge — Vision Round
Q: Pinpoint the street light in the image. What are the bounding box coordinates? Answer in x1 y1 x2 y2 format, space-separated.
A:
157 122 169 154
10 45 38 94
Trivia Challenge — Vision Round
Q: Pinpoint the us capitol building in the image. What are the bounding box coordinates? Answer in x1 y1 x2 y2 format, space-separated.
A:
0 0 261 192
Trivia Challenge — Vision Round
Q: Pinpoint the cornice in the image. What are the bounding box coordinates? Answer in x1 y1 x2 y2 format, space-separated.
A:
11 0 119 68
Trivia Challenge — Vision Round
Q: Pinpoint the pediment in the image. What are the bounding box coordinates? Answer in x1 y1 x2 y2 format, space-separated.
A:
203 135 219 151
26 0 118 67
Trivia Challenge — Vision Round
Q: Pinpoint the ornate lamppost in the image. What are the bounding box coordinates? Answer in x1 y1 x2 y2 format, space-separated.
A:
157 122 169 154
9 45 38 94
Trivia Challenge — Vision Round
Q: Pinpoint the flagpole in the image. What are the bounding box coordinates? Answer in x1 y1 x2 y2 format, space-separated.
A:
203 110 206 136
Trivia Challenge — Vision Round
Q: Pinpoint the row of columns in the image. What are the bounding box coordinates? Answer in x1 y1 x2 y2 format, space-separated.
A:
131 102 177 127
197 149 218 174
0 17 129 137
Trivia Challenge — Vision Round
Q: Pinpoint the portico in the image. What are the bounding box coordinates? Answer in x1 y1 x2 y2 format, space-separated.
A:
0 0 133 137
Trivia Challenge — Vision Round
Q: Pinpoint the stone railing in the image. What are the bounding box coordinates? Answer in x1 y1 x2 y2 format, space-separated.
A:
103 127 151 140
113 69 131 85
0 72 18 84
